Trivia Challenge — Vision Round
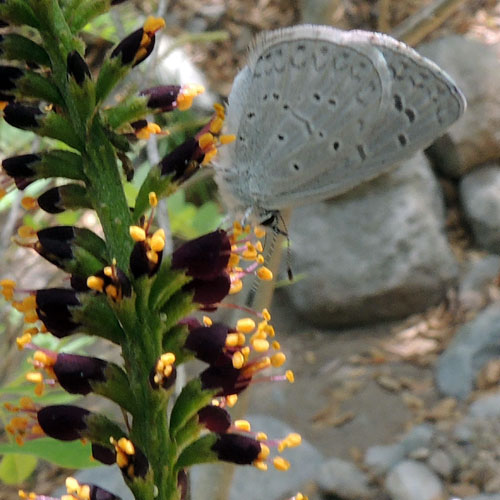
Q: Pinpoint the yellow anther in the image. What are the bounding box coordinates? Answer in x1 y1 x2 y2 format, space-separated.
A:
236 318 255 333
117 437 135 455
273 456 290 471
244 225 251 234
256 254 265 264
271 352 286 367
2 288 14 300
265 324 275 337
0 279 16 288
209 117 224 134
129 225 146 242
105 284 118 300
254 241 263 253
232 351 245 369
24 311 38 323
87 276 104 293
160 352 175 364
80 484 91 500
238 333 246 346
256 432 268 441
26 372 43 383
226 394 238 407
228 253 240 267
213 102 225 118
176 93 193 111
198 132 215 150
65 476 80 493
241 346 250 358
254 226 266 239
150 232 165 252
219 134 236 144
22 295 36 309
242 249 258 260
254 460 268 471
203 315 212 326
21 196 37 210
146 249 159 264
143 16 166 33
104 265 113 277
233 221 243 234
20 397 35 410
257 266 273 281
296 494 308 500
24 327 39 335
148 192 158 207
258 443 270 459
225 333 240 347
16 333 32 350
202 147 217 165
18 225 36 238
234 419 251 432
272 340 280 350
18 490 28 499
252 338 270 352
116 450 128 468
229 279 243 295
286 370 295 383
285 433 302 448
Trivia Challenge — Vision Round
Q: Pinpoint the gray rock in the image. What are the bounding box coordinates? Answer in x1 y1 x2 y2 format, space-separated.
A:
459 254 500 309
436 303 500 399
53 466 134 500
365 443 405 474
365 424 434 474
428 449 454 478
316 457 372 499
191 415 323 500
460 165 500 253
469 392 500 419
419 36 500 175
284 153 458 327
385 460 444 500
464 496 500 500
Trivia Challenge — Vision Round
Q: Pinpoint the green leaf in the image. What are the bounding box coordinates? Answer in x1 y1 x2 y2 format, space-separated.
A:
0 439 97 468
0 453 37 484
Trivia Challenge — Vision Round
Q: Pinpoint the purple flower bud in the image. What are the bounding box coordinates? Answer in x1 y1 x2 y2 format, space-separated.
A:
0 65 23 91
211 434 261 465
37 186 65 213
67 51 91 85
36 288 81 337
130 240 162 278
53 353 108 395
89 484 121 500
37 405 90 441
3 102 42 129
2 153 39 189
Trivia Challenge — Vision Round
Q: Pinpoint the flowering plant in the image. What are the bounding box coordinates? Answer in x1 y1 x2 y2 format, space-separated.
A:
0 2 302 500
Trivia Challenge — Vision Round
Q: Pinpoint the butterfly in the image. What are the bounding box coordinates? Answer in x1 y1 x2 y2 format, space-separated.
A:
213 24 466 228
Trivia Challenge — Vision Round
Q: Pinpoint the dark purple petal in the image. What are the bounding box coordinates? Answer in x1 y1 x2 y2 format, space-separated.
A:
172 230 231 280
37 405 89 441
38 186 64 213
200 364 251 396
91 443 117 465
89 484 121 500
130 240 162 278
0 66 23 91
4 102 42 129
198 405 231 433
36 226 76 261
36 288 81 337
67 51 91 85
212 434 261 465
53 353 108 395
186 273 231 305
140 85 181 111
184 323 229 364
159 136 204 182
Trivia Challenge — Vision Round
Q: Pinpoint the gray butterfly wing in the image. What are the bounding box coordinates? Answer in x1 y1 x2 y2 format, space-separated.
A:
214 25 393 215
266 29 466 207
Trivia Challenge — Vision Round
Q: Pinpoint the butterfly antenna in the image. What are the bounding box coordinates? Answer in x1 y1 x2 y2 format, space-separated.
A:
277 212 293 282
